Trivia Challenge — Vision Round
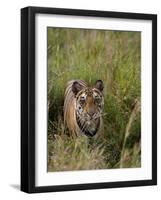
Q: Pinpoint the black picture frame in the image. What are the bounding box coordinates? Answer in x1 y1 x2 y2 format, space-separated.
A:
21 6 157 193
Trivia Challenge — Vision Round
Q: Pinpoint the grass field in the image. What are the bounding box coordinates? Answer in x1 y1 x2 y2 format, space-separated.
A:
47 28 141 172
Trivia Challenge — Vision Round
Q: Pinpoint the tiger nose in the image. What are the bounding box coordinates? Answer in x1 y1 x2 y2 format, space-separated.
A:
87 110 95 117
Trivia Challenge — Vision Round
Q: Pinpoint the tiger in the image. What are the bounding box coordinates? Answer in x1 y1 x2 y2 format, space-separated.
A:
64 80 104 137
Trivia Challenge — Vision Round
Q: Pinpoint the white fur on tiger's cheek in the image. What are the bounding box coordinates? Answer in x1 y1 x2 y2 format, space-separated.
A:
81 93 86 98
74 100 77 109
93 91 99 97
78 106 83 114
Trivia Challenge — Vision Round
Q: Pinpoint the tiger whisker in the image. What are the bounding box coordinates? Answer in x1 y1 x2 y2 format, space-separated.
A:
76 114 87 132
93 113 108 119
81 121 87 132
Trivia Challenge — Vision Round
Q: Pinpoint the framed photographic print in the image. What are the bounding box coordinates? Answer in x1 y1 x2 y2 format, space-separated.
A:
21 6 157 193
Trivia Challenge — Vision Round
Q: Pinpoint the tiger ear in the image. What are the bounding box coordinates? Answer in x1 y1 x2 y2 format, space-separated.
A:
72 81 83 95
95 80 104 92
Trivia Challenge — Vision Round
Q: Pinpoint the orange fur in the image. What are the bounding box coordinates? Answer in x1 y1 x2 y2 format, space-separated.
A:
64 80 104 137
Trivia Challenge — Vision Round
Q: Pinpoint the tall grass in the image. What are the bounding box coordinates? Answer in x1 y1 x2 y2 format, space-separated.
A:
47 28 141 171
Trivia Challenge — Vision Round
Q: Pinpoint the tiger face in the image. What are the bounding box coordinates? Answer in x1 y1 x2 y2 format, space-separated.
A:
72 80 104 137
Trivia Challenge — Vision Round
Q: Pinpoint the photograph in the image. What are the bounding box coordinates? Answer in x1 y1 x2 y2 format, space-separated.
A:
47 28 141 172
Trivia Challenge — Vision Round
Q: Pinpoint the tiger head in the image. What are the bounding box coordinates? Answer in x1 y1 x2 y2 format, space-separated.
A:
72 80 104 137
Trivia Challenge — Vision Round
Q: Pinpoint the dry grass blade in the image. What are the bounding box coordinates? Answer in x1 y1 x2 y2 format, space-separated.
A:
120 99 141 168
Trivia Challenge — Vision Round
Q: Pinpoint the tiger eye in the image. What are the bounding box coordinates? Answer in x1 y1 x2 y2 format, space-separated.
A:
79 97 85 104
94 96 101 104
